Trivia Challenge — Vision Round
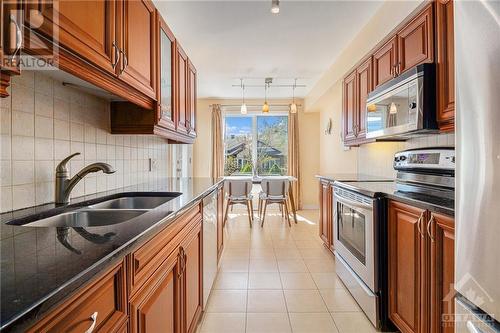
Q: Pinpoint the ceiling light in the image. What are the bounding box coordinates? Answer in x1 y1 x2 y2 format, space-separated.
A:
271 0 280 14
263 79 271 113
289 78 297 113
240 79 247 114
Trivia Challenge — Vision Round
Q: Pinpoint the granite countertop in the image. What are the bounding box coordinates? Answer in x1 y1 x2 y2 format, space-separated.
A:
315 173 393 182
0 177 223 332
332 180 454 216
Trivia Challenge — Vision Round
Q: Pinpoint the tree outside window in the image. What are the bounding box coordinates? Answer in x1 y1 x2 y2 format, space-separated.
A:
224 115 288 176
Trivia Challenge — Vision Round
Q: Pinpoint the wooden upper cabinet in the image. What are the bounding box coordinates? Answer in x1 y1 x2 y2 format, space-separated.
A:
356 57 372 139
436 0 455 131
33 0 118 75
157 12 176 131
373 36 397 88
175 42 189 135
388 201 426 333
187 59 197 138
429 212 455 333
181 223 203 333
397 5 434 74
342 69 357 143
119 0 156 98
129 249 180 333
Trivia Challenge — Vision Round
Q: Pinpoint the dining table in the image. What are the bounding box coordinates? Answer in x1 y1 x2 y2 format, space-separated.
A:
223 175 298 224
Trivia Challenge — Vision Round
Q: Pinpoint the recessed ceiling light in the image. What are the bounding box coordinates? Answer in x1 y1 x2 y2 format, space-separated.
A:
271 0 280 14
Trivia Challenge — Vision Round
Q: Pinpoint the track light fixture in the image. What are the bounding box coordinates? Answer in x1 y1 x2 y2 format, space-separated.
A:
240 79 247 114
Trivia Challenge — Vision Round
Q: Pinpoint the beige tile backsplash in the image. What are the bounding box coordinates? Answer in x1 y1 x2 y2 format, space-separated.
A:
0 72 169 212
357 132 455 178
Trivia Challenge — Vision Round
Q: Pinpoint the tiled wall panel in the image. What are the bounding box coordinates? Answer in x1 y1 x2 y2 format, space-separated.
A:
0 72 169 212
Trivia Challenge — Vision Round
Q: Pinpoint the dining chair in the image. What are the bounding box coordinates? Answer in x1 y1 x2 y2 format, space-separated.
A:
224 178 254 227
258 177 291 227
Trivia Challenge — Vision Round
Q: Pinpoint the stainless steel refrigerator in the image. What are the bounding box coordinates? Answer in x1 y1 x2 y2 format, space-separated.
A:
455 0 500 332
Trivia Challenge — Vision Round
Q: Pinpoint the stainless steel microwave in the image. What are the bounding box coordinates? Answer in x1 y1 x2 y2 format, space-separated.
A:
365 63 438 140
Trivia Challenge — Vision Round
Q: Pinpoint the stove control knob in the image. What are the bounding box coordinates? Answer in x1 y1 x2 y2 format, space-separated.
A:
394 157 400 162
409 102 417 109
399 156 407 161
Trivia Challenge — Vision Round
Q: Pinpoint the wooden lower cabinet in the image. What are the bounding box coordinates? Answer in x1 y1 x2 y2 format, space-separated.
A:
429 212 455 333
27 262 128 333
319 180 333 250
129 250 180 333
388 201 426 333
388 200 454 333
180 222 203 333
129 204 203 333
27 203 205 333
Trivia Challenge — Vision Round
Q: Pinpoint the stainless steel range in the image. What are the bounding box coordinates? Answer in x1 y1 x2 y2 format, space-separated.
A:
333 147 455 330
394 147 455 197
332 183 386 329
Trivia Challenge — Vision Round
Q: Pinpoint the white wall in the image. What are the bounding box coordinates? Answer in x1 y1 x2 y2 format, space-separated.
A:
0 72 170 212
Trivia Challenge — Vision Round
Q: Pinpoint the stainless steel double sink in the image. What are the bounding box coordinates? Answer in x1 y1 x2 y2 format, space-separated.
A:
8 194 181 228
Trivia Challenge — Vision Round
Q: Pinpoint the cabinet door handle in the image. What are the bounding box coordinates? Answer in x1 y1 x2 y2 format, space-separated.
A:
84 312 98 333
417 212 425 238
397 62 402 76
112 41 120 70
427 215 435 242
177 247 185 278
119 48 128 75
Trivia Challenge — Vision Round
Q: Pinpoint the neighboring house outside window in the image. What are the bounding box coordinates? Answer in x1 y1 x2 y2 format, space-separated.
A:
224 115 288 176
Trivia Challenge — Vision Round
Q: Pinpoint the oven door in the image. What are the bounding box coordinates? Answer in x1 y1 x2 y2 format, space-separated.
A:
333 188 376 292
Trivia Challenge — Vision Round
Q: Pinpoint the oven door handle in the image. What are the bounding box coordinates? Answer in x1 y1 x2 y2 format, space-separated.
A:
334 193 373 211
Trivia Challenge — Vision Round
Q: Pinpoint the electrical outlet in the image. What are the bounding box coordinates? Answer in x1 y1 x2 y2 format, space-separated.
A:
148 158 158 171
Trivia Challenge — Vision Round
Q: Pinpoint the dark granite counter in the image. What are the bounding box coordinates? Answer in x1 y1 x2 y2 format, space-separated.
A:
0 177 223 332
333 180 454 216
315 173 393 182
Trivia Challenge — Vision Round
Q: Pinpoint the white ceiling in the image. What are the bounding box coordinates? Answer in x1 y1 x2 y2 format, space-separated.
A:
154 1 383 99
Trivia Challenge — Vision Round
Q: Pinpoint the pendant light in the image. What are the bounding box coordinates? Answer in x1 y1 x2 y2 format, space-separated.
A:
389 102 398 114
240 79 247 114
289 79 297 113
262 79 270 113
271 0 280 14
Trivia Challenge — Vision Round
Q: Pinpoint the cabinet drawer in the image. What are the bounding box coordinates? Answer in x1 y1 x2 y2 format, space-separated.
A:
128 204 202 297
28 262 127 333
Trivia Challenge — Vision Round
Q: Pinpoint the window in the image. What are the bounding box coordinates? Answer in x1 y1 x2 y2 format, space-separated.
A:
224 114 288 176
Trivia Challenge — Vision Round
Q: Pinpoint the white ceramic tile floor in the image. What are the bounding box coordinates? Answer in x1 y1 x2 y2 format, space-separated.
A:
198 209 385 333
